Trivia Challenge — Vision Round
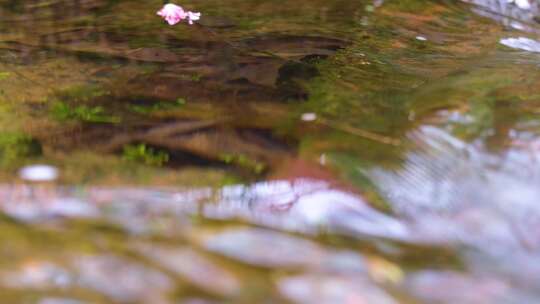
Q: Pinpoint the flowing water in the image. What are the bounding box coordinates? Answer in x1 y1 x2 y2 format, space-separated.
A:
1 0 540 303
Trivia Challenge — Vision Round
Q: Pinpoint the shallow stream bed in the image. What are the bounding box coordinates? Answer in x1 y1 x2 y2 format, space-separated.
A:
1 0 540 303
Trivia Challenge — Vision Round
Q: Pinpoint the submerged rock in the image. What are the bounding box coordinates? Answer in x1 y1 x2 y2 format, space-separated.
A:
277 274 397 304
135 244 241 297
38 298 86 304
203 227 327 269
405 271 513 304
74 255 172 303
2 261 72 290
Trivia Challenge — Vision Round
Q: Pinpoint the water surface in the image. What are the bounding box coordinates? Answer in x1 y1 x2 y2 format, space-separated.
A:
1 0 540 303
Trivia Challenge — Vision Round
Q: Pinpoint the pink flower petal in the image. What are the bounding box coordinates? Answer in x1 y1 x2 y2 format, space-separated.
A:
157 4 200 26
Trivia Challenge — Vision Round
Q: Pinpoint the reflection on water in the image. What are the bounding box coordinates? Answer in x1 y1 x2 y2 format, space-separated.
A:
0 179 419 303
2 160 540 302
1 0 540 302
501 36 540 52
465 0 539 31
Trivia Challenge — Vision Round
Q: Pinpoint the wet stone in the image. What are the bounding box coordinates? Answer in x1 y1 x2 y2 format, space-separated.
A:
2 261 72 290
202 227 327 269
135 244 241 297
181 299 223 304
277 274 397 304
405 271 513 304
2 196 98 222
38 298 86 304
74 255 172 303
318 251 367 274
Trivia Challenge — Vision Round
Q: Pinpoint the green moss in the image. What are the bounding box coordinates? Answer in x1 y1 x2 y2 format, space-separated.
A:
129 98 186 114
0 132 41 166
219 153 266 174
122 144 169 167
0 72 10 80
55 84 108 102
50 102 120 123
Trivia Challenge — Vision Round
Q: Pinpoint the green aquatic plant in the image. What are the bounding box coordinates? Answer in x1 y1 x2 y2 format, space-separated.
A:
0 72 10 80
56 84 108 102
129 98 186 114
0 132 41 166
190 74 202 82
51 102 120 123
122 144 169 166
219 153 266 174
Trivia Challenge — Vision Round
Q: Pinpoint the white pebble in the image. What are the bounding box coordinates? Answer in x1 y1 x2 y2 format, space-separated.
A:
416 36 427 41
515 0 531 10
319 154 327 166
301 113 317 121
19 165 59 182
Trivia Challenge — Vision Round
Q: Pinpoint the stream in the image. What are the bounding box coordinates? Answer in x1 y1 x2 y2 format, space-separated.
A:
1 0 540 303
